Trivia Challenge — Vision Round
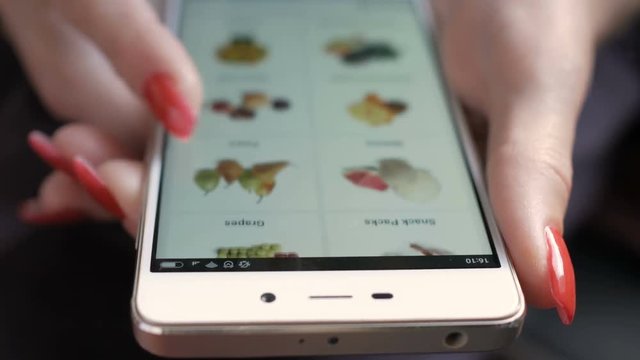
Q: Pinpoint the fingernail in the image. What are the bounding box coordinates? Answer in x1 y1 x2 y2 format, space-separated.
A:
71 157 125 219
18 199 86 225
143 72 196 139
27 130 73 175
544 226 576 325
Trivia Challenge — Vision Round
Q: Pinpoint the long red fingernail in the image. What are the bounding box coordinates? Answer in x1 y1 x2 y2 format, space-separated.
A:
27 130 73 175
143 73 196 139
71 157 125 219
18 199 86 225
544 226 576 325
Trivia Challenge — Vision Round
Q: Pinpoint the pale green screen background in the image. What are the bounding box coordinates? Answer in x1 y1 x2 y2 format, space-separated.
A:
156 0 493 260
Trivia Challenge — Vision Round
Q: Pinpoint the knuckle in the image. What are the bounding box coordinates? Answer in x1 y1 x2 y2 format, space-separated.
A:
40 94 74 121
35 78 82 121
493 138 573 197
53 122 91 140
38 173 73 210
534 151 573 198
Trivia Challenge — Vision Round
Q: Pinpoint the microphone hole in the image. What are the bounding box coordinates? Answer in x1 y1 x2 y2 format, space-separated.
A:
444 332 468 349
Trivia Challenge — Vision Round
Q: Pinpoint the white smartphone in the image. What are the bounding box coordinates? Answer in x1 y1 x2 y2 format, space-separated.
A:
132 0 525 358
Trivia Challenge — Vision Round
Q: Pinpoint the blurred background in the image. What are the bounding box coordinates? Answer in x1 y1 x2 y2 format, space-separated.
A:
0 13 638 360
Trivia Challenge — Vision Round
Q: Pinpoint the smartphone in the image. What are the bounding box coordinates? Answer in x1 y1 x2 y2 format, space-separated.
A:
132 0 525 357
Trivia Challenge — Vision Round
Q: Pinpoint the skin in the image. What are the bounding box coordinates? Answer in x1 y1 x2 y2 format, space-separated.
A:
0 0 202 233
433 0 594 309
0 0 632 316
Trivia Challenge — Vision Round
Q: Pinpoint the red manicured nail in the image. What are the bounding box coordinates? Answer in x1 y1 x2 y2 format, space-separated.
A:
27 130 73 175
544 226 576 325
18 199 86 225
143 73 196 139
71 157 125 219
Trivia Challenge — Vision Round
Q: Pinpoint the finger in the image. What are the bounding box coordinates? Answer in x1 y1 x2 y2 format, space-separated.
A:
51 123 136 164
122 217 140 238
19 199 87 226
71 156 127 220
55 0 203 139
27 123 135 179
463 107 489 165
473 1 596 325
19 171 111 224
27 124 134 220
27 130 75 175
98 160 145 236
55 124 134 220
0 0 151 146
487 91 587 325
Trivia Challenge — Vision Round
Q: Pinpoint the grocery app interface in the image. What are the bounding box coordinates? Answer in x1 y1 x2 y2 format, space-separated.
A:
153 0 498 272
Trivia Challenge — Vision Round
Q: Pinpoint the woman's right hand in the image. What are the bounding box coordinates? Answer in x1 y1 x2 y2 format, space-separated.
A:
432 0 633 324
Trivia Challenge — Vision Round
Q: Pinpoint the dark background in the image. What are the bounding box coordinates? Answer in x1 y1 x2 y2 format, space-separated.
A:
1 20 639 360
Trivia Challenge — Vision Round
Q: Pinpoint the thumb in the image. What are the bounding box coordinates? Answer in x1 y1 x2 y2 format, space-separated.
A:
481 5 596 324
486 91 583 324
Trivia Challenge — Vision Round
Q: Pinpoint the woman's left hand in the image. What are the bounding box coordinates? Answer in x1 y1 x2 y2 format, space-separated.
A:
0 0 202 234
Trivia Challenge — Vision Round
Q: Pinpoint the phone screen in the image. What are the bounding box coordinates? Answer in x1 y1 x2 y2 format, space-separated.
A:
151 0 499 272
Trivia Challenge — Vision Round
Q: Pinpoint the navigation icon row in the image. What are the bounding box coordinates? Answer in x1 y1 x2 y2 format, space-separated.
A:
158 259 252 271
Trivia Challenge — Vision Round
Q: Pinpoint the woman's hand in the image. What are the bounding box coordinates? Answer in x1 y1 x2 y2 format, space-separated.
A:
4 0 626 326
0 0 202 233
434 0 605 325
